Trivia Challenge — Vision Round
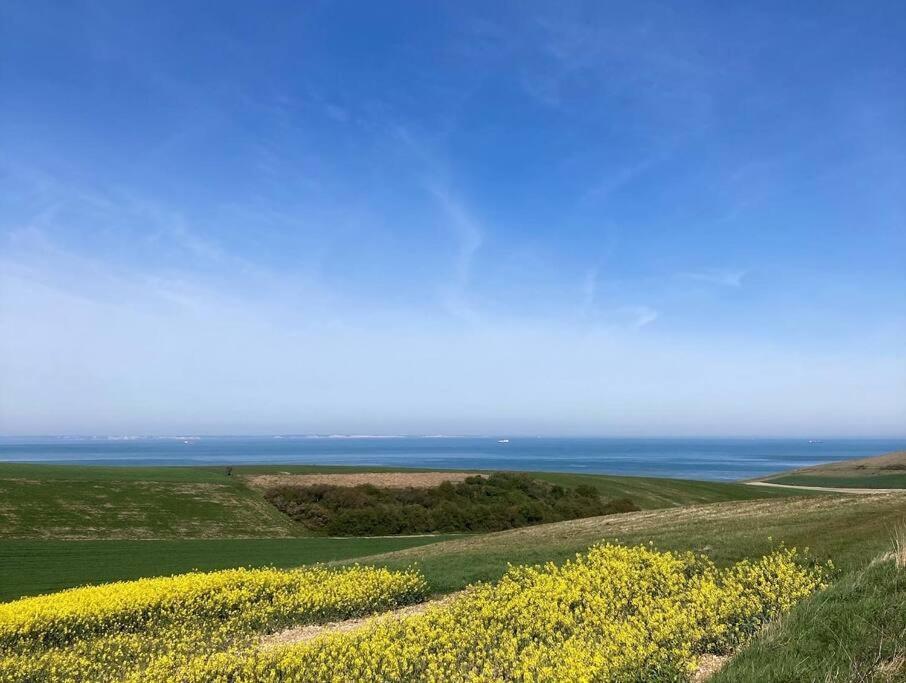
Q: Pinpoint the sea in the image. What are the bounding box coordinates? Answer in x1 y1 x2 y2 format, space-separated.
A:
0 436 903 481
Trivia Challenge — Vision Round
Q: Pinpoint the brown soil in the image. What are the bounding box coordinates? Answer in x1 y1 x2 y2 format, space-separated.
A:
245 472 483 490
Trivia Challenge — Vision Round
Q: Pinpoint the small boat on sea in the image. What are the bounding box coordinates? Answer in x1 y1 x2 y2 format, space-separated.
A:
498 439 509 444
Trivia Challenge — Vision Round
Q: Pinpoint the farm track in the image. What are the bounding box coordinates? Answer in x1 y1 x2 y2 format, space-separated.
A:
261 591 731 681
746 481 906 494
260 592 464 648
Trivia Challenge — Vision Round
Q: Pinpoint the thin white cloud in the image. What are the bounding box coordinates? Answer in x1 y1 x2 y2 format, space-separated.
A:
427 183 484 321
621 305 659 329
682 268 748 288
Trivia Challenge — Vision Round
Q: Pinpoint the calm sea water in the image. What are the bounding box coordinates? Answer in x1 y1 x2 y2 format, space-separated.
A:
0 436 903 481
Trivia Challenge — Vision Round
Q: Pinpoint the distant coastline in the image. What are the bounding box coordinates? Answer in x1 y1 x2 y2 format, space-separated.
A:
1 436 903 482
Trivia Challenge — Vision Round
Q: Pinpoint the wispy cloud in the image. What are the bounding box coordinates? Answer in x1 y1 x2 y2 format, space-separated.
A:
620 305 659 329
681 268 748 288
427 183 484 321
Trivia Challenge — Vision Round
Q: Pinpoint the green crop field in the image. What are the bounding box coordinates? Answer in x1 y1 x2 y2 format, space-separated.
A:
0 536 454 601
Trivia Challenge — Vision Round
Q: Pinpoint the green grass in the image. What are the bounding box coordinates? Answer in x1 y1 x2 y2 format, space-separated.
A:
0 472 302 539
0 536 455 602
0 463 231 482
353 493 906 593
527 471 816 509
760 450 906 491
714 557 906 682
768 473 906 488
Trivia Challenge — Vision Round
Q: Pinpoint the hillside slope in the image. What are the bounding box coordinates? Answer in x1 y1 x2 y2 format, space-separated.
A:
760 450 906 489
357 492 906 592
0 463 810 540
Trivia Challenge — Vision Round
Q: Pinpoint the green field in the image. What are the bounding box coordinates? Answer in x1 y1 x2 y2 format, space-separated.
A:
766 473 906 488
527 471 814 508
0 462 809 541
354 492 906 592
759 449 906 490
0 536 454 601
0 461 816 600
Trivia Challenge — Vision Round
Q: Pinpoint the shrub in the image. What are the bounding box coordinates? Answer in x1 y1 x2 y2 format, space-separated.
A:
264 472 640 535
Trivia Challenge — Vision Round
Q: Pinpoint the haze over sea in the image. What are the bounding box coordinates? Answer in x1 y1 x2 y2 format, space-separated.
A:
1 436 903 482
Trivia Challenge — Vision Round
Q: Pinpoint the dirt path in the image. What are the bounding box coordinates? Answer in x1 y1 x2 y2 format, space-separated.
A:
746 481 906 494
261 596 730 680
260 592 463 648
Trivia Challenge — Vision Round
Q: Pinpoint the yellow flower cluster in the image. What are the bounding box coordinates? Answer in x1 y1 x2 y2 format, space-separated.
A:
0 564 426 682
167 545 827 682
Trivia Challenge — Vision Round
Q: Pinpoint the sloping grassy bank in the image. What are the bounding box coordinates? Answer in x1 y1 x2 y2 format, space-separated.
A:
714 555 906 681
0 464 300 539
760 450 906 490
0 462 819 602
0 463 808 541
354 493 906 593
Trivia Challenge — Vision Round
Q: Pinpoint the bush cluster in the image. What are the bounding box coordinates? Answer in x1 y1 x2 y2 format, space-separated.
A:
263 472 639 535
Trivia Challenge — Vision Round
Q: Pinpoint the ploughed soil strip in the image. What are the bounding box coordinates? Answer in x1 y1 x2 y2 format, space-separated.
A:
245 472 484 490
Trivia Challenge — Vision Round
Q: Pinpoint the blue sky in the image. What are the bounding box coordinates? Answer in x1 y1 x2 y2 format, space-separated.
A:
1 1 904 436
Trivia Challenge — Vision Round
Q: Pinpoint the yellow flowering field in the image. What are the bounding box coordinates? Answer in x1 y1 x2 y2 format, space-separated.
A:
0 564 427 682
0 544 826 682
161 544 828 682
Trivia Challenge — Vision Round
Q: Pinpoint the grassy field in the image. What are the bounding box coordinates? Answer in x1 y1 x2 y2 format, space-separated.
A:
3 457 905 678
527 471 813 508
760 449 906 489
355 492 906 593
0 462 809 540
0 461 816 601
766 473 906 488
0 536 455 601
0 477 302 539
